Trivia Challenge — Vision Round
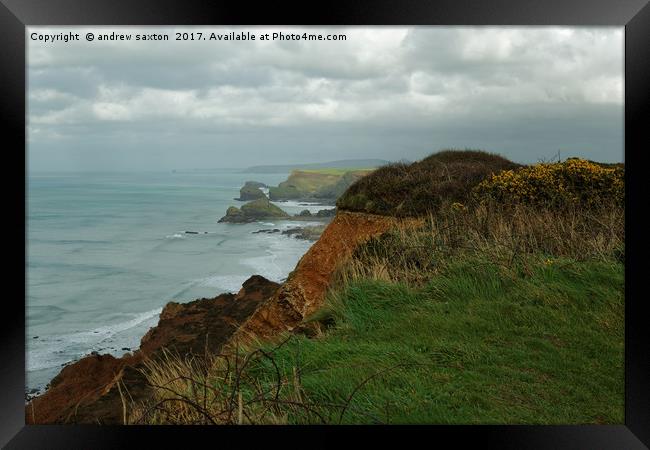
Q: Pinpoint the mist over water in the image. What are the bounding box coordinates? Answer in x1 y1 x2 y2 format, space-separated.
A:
26 170 319 394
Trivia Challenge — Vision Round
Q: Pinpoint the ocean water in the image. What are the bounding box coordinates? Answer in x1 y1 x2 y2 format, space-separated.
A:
26 170 326 395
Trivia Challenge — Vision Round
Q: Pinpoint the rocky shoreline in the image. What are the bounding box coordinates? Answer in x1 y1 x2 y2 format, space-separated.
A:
218 198 336 223
253 223 328 241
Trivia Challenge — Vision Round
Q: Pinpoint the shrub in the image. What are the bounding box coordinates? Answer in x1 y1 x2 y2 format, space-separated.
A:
474 158 624 208
337 150 520 217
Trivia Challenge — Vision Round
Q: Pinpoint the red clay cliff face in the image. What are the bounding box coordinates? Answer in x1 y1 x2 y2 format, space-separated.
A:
26 275 280 424
228 211 422 344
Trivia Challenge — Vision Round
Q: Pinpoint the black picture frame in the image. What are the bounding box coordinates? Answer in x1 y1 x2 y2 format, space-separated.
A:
1 0 648 448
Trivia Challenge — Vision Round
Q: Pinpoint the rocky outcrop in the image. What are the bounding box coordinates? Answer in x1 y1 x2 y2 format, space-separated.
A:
315 208 336 217
243 181 267 189
139 275 279 356
295 208 336 218
281 224 327 241
218 198 290 223
235 181 267 201
26 276 281 424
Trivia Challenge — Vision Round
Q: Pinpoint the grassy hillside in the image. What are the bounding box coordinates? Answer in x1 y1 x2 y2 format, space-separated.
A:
132 225 623 424
261 256 623 424
269 169 373 201
131 150 624 425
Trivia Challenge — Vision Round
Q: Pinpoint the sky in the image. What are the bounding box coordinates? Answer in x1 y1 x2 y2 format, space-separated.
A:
27 26 624 172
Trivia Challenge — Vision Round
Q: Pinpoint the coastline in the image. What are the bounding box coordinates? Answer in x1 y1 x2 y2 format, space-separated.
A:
25 154 625 425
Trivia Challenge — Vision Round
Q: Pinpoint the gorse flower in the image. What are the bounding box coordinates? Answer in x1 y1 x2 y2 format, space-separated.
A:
473 158 624 208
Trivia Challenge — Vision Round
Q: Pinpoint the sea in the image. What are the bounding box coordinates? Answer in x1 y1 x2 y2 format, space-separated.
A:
26 170 326 396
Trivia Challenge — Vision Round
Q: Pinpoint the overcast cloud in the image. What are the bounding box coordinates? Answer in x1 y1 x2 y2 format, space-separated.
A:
27 26 624 171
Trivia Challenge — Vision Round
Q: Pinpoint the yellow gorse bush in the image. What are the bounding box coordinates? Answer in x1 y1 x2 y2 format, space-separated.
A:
474 158 624 207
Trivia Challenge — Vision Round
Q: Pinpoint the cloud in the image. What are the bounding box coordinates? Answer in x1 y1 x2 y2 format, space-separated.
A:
27 26 623 170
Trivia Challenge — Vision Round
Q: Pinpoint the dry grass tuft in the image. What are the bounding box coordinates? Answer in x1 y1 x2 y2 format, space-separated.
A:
125 338 401 425
334 200 624 287
126 343 304 425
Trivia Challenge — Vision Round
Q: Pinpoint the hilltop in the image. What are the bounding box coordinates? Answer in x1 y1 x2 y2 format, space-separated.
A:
337 150 520 216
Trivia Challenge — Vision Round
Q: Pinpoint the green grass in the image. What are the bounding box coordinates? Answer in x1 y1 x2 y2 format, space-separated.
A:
254 254 624 424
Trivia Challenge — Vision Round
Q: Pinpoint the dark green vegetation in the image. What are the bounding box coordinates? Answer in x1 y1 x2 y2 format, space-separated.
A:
218 198 289 223
337 150 520 216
